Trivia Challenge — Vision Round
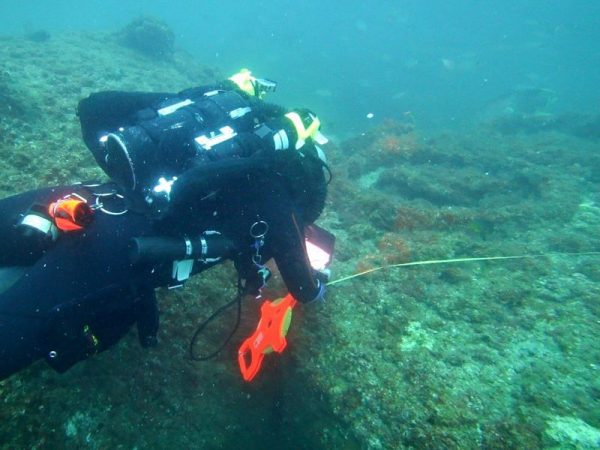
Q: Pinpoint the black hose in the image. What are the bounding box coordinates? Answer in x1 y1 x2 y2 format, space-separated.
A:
188 291 242 362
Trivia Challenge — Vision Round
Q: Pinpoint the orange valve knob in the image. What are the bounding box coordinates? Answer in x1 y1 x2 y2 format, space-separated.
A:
48 198 93 231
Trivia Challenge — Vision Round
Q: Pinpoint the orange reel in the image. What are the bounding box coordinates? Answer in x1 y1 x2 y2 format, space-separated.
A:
238 293 297 382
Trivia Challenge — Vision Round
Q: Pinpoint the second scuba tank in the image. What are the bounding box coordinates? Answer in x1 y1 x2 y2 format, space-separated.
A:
130 231 234 265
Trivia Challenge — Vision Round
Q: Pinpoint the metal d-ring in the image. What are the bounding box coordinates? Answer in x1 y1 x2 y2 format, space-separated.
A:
94 193 128 216
250 220 269 239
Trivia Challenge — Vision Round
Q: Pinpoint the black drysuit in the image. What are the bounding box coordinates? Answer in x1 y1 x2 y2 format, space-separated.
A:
0 163 322 380
0 85 326 381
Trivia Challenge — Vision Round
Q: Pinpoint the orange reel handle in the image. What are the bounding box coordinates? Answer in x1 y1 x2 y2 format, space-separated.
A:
238 335 266 382
237 294 298 382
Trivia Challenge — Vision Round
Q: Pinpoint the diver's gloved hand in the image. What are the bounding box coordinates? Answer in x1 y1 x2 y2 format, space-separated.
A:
308 279 327 304
228 68 277 99
314 268 331 285
308 269 331 303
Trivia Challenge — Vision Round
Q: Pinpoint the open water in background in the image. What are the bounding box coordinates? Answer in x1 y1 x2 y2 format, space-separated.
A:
1 0 599 136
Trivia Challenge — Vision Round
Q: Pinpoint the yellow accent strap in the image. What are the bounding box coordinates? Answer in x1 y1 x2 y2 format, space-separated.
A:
327 252 600 286
229 68 256 97
83 324 100 353
285 112 321 148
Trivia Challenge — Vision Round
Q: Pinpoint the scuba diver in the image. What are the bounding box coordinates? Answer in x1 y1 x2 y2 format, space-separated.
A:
78 68 328 218
0 70 333 381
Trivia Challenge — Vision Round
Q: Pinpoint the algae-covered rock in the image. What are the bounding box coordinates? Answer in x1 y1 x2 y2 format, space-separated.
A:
544 416 600 449
0 69 34 119
116 16 175 60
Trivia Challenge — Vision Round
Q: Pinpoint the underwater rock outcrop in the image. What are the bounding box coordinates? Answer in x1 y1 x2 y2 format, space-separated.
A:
116 16 175 60
24 30 51 43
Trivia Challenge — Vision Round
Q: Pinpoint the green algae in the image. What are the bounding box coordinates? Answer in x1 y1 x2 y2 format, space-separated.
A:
116 16 176 60
0 29 599 450
303 118 600 448
545 416 600 449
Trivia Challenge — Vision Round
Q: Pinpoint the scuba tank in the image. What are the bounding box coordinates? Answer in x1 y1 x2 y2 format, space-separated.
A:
99 90 257 195
130 231 234 265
